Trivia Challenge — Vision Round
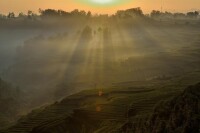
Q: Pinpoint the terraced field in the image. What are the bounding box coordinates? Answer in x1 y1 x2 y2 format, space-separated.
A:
0 86 182 132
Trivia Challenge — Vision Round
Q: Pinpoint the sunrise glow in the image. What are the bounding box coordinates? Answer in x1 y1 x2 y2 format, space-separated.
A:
0 0 199 14
76 0 131 7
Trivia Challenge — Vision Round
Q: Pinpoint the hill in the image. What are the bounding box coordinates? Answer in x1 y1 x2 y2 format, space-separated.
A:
0 78 24 129
1 80 199 133
121 83 200 133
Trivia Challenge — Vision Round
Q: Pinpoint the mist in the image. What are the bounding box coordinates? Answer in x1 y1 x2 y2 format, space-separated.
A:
0 8 200 131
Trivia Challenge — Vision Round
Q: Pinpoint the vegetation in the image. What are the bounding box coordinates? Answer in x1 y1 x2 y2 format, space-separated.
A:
0 7 199 132
121 83 200 133
0 78 24 129
0 79 199 133
0 8 199 21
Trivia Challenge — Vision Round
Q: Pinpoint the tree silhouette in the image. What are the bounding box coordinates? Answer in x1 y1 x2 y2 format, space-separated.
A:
7 12 15 19
116 7 144 18
82 26 92 40
0 14 6 19
18 12 26 18
71 9 79 16
40 9 59 17
87 11 92 18
187 11 199 18
58 10 70 17
174 13 186 18
151 10 161 18
126 7 143 16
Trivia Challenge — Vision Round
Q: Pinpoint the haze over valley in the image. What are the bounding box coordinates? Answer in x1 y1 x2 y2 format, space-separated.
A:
0 6 200 133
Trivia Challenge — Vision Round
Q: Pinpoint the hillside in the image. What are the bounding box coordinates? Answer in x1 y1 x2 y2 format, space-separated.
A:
1 79 199 133
121 83 200 133
0 78 24 129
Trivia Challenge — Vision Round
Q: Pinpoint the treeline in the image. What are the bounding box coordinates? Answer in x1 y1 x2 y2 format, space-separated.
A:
151 10 199 19
0 7 199 20
116 8 199 19
0 9 92 20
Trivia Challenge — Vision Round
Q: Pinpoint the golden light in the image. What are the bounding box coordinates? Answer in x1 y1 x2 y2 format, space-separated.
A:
91 0 114 4
98 90 103 96
76 0 131 7
96 105 102 112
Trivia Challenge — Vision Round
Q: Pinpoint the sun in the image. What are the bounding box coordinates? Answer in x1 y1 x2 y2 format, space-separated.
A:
91 0 114 4
76 0 131 7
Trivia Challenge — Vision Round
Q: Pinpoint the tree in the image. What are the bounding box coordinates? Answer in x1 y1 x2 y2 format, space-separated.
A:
82 26 92 40
151 10 161 18
163 11 173 18
79 10 86 16
125 7 143 16
71 9 79 16
40 9 59 17
115 7 143 18
27 10 33 19
187 11 199 18
174 13 186 18
58 10 70 17
0 14 6 19
18 12 26 18
116 10 124 18
87 11 92 18
7 12 15 19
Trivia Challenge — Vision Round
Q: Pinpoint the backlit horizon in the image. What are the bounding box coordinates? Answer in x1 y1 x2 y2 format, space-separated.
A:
0 0 200 14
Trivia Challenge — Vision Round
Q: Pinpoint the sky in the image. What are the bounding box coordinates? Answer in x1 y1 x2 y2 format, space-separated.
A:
0 0 200 14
